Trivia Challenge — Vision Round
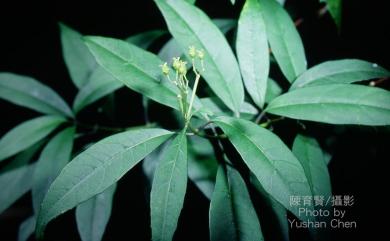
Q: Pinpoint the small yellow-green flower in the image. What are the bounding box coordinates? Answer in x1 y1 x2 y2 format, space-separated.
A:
178 61 187 75
160 62 170 75
197 49 205 59
172 57 181 71
188 46 196 58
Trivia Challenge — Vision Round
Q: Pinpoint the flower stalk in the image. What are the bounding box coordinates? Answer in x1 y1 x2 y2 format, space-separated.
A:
160 46 205 127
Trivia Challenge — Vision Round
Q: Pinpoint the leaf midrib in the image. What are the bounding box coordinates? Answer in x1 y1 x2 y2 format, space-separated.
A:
163 1 238 111
217 121 295 197
0 84 69 116
160 132 186 240
268 101 390 113
87 39 178 97
295 68 388 88
42 132 171 224
266 4 302 80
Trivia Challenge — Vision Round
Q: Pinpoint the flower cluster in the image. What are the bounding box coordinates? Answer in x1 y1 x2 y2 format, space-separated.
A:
159 46 205 124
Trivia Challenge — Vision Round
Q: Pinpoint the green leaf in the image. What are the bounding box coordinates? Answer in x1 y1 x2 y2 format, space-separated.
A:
265 78 282 104
292 135 332 240
324 151 332 165
188 154 217 200
142 141 170 190
76 184 117 241
126 30 167 50
213 116 312 221
60 23 97 88
158 38 184 63
236 0 269 108
84 36 203 115
18 216 36 241
73 67 123 113
290 59 390 89
188 136 217 200
155 0 244 114
36 128 173 238
200 97 258 119
151 130 187 241
250 175 289 241
0 73 73 117
266 84 390 125
1 141 44 174
325 0 342 28
0 164 35 214
185 0 196 4
32 127 75 213
159 18 236 63
143 135 216 200
209 165 263 241
261 0 307 82
213 18 237 34
0 116 65 162
230 0 236 5
292 135 331 198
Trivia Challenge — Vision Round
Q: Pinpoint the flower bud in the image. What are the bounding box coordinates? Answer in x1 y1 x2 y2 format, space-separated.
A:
178 61 187 75
197 49 205 59
172 57 181 71
160 62 170 76
188 46 196 58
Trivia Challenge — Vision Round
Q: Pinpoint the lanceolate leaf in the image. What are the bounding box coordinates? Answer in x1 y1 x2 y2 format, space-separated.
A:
200 97 258 119
0 116 65 162
32 127 75 213
76 184 117 241
188 154 217 200
290 59 390 89
213 18 237 34
292 135 332 240
142 141 170 191
323 0 342 28
213 116 313 221
73 67 123 113
265 78 282 104
151 130 187 241
292 135 331 198
84 36 203 115
36 128 173 238
261 0 307 82
158 39 184 64
266 84 390 125
155 0 244 114
0 164 35 214
188 136 217 200
126 30 167 50
250 175 289 241
209 165 264 241
1 141 44 174
18 216 36 241
0 73 73 117
236 0 269 108
158 18 236 63
60 23 97 88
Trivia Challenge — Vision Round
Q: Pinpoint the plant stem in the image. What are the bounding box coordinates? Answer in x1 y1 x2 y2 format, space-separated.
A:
188 124 226 139
255 110 266 124
186 74 200 122
259 117 284 128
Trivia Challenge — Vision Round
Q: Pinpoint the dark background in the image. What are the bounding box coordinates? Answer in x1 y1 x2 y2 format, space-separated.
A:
0 0 389 240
